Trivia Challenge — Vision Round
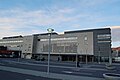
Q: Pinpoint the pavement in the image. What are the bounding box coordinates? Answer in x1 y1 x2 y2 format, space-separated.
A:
0 58 120 80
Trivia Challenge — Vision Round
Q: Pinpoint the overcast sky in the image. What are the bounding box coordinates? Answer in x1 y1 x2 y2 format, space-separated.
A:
0 0 120 47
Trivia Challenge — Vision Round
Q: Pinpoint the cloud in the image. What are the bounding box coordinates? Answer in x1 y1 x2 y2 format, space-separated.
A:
110 26 120 29
0 8 78 38
0 8 76 25
57 8 74 14
71 0 109 8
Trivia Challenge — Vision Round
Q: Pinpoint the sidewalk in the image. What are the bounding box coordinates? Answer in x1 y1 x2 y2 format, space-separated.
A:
0 65 104 80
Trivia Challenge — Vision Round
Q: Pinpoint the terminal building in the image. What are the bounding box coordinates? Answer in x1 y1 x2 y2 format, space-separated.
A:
0 28 111 62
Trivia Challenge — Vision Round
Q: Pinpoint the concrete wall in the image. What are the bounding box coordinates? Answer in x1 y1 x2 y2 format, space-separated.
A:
22 35 34 59
77 32 93 55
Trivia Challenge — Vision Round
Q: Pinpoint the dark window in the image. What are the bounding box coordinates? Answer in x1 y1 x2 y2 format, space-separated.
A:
38 39 40 41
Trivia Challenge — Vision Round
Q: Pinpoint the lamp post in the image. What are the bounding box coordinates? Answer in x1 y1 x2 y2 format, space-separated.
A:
18 45 21 62
47 28 54 74
76 43 79 68
98 46 101 64
76 51 78 68
109 46 112 65
107 43 112 65
117 50 119 60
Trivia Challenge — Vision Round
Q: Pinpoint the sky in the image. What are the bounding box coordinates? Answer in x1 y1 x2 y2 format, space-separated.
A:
0 0 120 47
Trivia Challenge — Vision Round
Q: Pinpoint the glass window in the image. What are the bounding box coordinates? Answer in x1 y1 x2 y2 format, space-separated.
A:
97 34 111 39
38 39 40 41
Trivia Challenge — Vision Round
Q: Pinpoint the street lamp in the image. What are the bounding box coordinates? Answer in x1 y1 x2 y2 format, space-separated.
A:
117 50 119 60
47 28 54 74
18 45 21 62
109 44 112 65
98 46 101 64
76 43 79 68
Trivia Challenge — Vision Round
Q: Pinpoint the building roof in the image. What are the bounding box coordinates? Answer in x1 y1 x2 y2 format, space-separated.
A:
33 32 58 36
2 35 23 39
112 47 120 51
64 28 111 34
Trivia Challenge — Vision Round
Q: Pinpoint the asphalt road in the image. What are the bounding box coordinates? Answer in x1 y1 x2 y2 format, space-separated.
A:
0 70 61 80
0 58 120 79
1 58 76 67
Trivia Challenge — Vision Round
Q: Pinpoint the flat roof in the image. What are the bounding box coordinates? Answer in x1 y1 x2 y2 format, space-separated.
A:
33 32 58 36
64 28 111 34
2 35 23 39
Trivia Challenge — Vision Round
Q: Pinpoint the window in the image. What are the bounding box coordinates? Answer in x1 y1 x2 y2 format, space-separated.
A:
0 40 23 43
28 46 31 48
98 40 111 43
38 39 40 41
41 37 77 41
97 34 111 39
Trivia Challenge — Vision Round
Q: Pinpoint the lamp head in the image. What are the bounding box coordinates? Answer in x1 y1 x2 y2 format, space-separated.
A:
47 28 54 33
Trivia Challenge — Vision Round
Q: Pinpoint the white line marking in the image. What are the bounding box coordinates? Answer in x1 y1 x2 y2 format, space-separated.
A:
62 71 73 73
74 72 92 75
25 79 32 80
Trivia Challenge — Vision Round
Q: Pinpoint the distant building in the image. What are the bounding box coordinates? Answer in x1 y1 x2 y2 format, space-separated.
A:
0 28 111 62
0 36 23 58
112 47 120 62
112 47 120 56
